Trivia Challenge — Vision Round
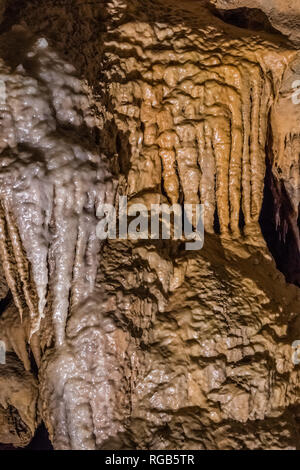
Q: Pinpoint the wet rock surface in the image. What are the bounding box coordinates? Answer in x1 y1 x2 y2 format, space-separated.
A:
0 0 298 450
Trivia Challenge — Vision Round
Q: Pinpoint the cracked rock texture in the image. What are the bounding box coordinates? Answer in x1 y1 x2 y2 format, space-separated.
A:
0 0 299 450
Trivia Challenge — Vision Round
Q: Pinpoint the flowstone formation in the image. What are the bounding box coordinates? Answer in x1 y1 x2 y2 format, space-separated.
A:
0 0 299 450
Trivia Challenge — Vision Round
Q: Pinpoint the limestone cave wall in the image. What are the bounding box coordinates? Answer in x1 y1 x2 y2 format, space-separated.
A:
0 0 299 450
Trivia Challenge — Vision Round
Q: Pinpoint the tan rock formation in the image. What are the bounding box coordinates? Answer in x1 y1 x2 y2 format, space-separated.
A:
0 0 299 450
209 0 300 46
0 352 39 447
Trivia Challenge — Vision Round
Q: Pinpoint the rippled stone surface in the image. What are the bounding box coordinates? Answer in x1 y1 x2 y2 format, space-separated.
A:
0 0 299 450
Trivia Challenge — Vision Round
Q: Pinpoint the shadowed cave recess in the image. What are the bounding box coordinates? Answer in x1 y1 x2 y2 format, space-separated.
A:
0 0 299 451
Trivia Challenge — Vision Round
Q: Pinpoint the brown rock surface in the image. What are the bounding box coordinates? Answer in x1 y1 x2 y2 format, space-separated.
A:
0 353 39 447
0 0 298 450
209 0 300 46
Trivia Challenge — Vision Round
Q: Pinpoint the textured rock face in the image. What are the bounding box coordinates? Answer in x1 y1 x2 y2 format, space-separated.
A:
0 352 39 447
209 0 300 45
0 0 299 450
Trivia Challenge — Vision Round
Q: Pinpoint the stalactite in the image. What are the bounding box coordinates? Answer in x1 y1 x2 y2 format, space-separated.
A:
102 4 296 239
0 32 116 344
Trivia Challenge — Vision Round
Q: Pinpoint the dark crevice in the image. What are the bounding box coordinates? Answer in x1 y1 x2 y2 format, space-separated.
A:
24 423 53 450
211 7 284 37
29 350 39 377
213 208 220 235
116 130 131 177
260 127 300 287
0 422 54 451
0 1 27 35
239 207 246 232
0 290 12 317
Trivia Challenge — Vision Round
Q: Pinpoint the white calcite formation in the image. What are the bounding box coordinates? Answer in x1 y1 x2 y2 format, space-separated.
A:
0 30 115 343
0 29 122 449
